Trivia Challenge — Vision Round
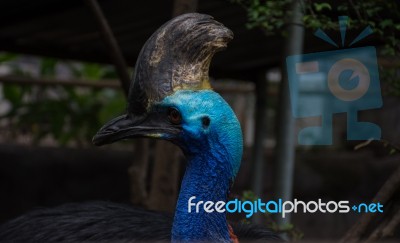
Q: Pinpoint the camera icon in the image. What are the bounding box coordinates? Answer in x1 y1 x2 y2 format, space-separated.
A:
286 46 382 145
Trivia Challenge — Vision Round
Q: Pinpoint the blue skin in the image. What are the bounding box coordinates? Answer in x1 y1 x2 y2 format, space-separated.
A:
156 90 243 242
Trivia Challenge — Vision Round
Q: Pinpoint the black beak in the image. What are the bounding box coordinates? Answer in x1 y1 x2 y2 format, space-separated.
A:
92 113 181 146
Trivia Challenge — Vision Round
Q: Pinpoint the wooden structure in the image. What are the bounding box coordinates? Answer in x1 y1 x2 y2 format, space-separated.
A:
0 0 358 81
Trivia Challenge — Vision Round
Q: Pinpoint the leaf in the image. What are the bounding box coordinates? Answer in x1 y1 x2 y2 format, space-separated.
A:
80 63 109 80
380 19 394 29
313 3 332 12
279 223 294 231
241 190 257 201
0 53 17 63
40 58 57 77
3 84 23 105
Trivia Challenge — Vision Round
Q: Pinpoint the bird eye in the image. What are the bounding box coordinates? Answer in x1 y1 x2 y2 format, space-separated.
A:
168 107 182 125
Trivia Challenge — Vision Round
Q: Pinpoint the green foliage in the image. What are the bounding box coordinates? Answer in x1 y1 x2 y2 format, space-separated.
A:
232 0 400 95
68 62 116 80
313 2 331 12
231 0 291 32
40 58 57 77
232 0 400 54
0 53 17 63
241 190 257 201
382 139 400 155
0 56 126 146
3 84 24 106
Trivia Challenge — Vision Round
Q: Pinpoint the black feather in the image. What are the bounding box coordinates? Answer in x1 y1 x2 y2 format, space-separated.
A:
0 201 281 242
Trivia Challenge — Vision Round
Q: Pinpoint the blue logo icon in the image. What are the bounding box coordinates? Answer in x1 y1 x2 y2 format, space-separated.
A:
286 16 382 145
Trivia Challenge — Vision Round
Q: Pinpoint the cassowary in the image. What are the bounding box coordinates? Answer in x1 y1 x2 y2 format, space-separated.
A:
0 13 280 242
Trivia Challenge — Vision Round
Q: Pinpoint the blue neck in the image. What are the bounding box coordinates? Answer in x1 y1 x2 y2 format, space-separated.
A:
171 150 232 242
161 90 243 242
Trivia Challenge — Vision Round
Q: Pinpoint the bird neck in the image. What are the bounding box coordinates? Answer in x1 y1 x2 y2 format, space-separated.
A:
171 150 233 243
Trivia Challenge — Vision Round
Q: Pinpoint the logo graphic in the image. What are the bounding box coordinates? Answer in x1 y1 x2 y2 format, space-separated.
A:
286 16 382 145
187 196 384 219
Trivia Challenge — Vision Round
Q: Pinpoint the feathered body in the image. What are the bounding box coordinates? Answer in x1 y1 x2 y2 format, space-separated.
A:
0 201 280 242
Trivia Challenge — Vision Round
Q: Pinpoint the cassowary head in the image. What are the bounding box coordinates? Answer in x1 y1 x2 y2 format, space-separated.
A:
93 13 242 176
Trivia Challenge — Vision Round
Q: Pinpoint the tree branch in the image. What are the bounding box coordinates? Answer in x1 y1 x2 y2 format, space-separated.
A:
341 165 400 242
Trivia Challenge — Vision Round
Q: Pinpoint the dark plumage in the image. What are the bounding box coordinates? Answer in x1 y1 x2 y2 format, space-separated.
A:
0 202 172 242
0 201 280 242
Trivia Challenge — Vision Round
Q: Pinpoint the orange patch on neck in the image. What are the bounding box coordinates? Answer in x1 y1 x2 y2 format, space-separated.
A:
228 224 239 243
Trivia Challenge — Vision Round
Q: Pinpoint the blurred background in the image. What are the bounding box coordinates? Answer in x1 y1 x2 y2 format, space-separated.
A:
0 0 399 241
